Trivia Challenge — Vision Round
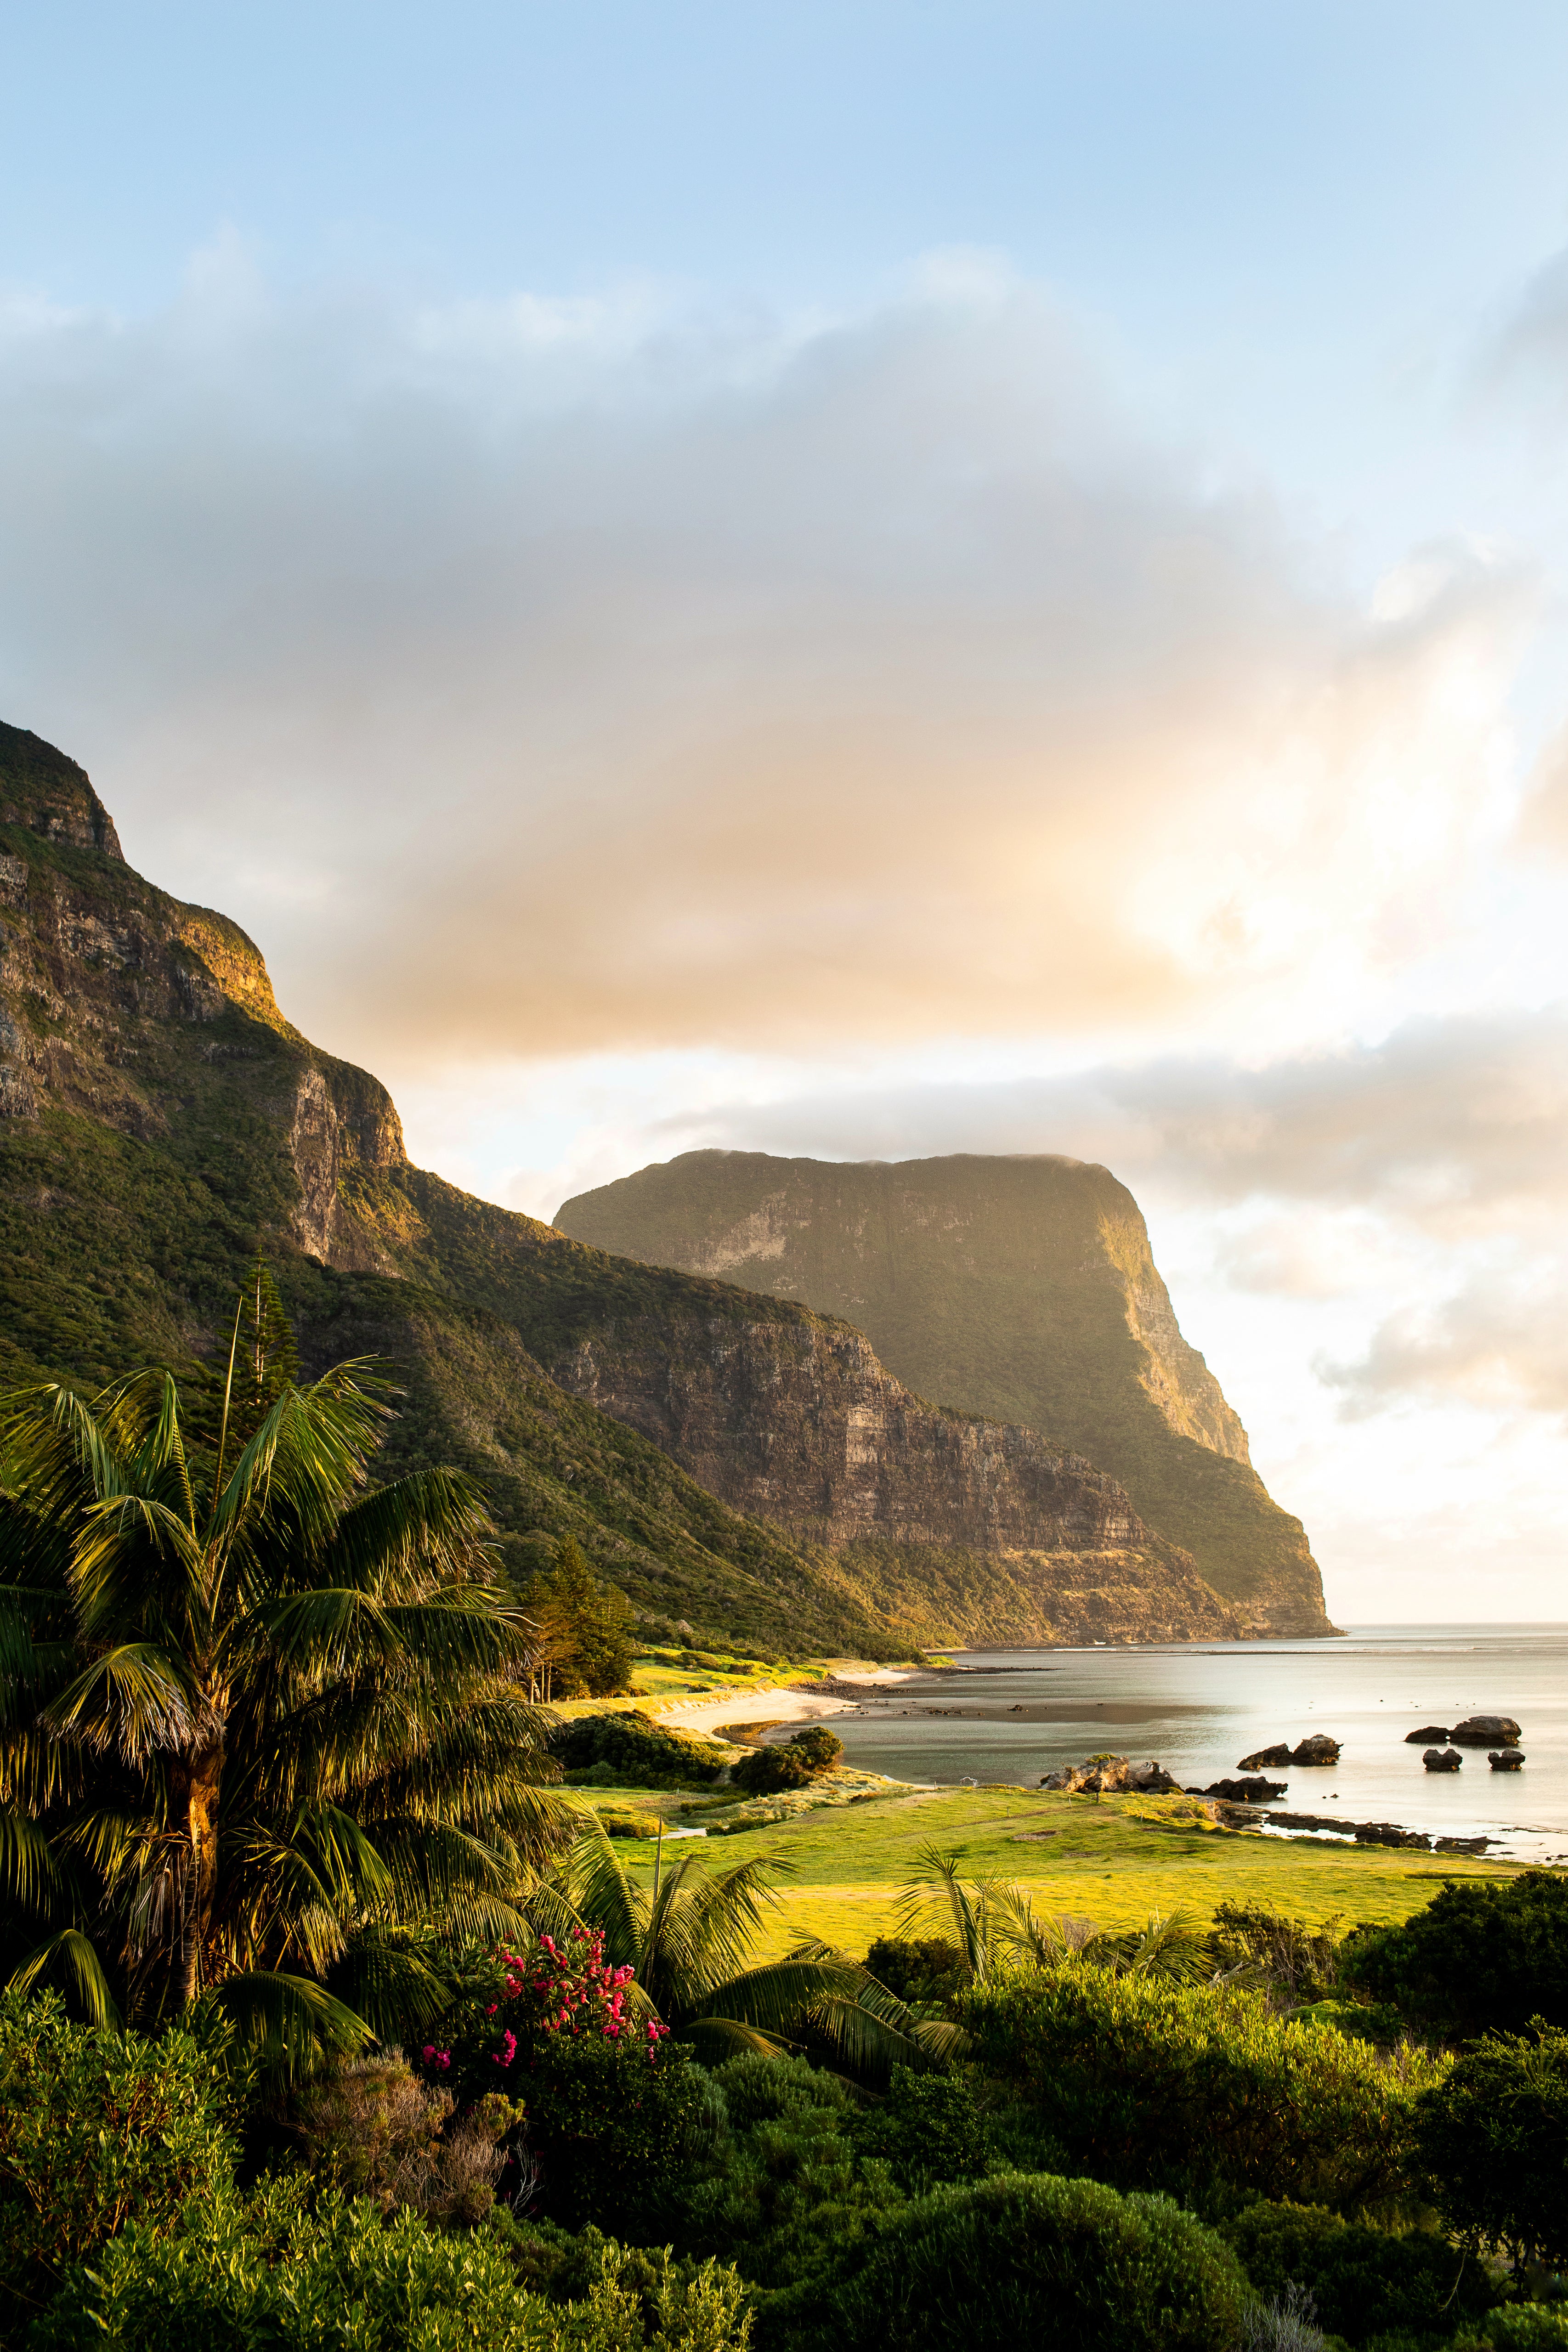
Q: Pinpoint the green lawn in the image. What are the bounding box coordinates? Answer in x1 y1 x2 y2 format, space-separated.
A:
577 1780 1527 1960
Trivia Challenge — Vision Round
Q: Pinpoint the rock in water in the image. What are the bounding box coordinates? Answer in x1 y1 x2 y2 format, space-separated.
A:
1206 1775 1288 1801
1423 1747 1463 1772
1290 1735 1341 1765
1449 1715 1522 1747
1488 1748 1526 1771
1405 1725 1450 1743
1354 1822 1431 1850
1238 1743 1292 1770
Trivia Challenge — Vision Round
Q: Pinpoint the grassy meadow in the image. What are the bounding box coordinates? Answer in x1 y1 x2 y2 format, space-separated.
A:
574 1775 1521 1959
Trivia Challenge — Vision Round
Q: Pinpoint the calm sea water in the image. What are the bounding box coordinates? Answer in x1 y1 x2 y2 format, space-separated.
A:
824 1625 1568 1863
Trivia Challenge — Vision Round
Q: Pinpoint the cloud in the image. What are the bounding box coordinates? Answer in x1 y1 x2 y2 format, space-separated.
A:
637 1008 1568 1228
0 249 1534 1069
1322 1266 1568 1419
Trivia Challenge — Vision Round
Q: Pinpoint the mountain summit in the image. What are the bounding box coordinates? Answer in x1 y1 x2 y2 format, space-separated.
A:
557 1150 1331 1634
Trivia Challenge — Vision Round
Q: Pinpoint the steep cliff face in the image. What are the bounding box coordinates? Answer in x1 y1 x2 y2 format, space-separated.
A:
0 724 1246 1651
553 1308 1237 1645
556 1150 1332 1635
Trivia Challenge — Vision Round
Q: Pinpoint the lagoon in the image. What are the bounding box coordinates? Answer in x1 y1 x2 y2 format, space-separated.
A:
826 1624 1568 1863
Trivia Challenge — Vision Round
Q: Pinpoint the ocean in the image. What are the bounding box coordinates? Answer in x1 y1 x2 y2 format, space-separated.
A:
824 1624 1568 1863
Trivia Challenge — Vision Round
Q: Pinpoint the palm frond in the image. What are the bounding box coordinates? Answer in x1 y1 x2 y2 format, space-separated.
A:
8 1927 121 2026
205 1967 373 2081
44 1642 193 1759
0 1803 61 1905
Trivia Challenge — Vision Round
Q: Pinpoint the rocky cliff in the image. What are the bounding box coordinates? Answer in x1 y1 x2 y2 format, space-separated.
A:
0 722 1245 1651
556 1149 1332 1635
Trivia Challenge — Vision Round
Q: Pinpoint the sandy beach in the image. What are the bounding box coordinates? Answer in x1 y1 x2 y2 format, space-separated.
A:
652 1668 913 1740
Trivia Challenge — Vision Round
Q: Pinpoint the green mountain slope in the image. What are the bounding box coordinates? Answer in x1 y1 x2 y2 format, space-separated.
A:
0 721 1246 1653
556 1150 1332 1634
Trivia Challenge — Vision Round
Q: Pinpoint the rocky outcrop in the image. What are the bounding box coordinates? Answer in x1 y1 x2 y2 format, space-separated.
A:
1208 1775 1289 1801
1236 1737 1339 1770
1423 1748 1463 1772
0 722 123 859
1450 1715 1521 1747
1489 1749 1525 1771
556 1149 1333 1634
1040 1756 1182 1794
1408 1716 1523 1746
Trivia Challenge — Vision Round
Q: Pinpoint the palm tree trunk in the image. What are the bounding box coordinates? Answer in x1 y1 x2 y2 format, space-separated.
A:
171 1732 225 2006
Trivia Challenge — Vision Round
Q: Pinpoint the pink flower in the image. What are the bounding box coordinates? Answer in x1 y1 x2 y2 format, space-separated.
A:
492 2030 517 2068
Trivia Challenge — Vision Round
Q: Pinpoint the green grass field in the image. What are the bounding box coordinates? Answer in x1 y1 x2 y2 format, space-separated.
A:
576 1779 1524 1960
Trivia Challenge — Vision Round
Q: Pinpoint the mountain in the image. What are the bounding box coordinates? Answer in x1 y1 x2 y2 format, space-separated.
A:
0 721 1246 1652
555 1150 1332 1635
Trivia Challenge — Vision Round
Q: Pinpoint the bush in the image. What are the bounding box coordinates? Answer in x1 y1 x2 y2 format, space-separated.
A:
1211 1905 1347 2004
34 2176 754 2350
778 2170 1249 2352
1342 1872 1568 2041
551 1710 730 1787
786 1727 843 1774
848 2065 992 2193
1413 2020 1568 2268
416 1930 709 2234
0 1990 236 2318
863 1936 966 2007
289 2053 522 2222
961 1962 1445 2211
1221 2200 1501 2345
673 2055 900 2311
1454 2313 1568 2352
732 1747 813 1796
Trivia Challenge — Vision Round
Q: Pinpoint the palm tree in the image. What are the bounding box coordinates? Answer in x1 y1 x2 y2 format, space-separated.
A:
898 1847 1221 1989
0 1294 572 2066
896 1843 1095 1988
549 1821 940 2075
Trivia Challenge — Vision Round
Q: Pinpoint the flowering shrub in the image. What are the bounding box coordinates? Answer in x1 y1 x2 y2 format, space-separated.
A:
415 1932 705 2233
524 1928 669 2050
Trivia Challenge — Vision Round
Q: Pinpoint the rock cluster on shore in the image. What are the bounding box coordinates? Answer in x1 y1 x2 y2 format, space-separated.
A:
1039 1754 1181 1795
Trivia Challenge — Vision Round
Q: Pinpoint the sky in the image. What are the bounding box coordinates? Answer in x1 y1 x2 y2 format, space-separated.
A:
4 2 1568 1621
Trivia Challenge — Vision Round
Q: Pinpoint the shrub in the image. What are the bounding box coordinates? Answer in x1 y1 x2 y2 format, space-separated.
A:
1454 2313 1568 2352
1221 2199 1501 2345
1413 2020 1568 2268
1211 1904 1347 2004
961 1962 1445 2211
289 2052 523 2222
1342 1872 1568 2041
848 2065 992 2193
779 2170 1249 2352
34 2176 753 2350
1239 2281 1332 2352
551 1710 730 1787
674 2055 899 2309
416 1930 706 2234
0 1990 236 2317
731 1747 813 1797
863 1936 966 2007
785 1727 843 1774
